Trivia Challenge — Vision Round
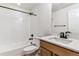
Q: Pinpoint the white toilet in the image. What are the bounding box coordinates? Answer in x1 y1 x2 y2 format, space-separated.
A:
23 45 39 56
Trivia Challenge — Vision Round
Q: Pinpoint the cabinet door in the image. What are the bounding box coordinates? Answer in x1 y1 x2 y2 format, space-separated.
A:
40 47 51 56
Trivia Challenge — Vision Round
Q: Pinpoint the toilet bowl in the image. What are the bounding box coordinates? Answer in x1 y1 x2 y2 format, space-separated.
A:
23 45 39 55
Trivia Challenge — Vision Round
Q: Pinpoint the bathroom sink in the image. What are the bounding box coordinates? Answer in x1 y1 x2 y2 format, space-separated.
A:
54 38 72 44
48 37 72 44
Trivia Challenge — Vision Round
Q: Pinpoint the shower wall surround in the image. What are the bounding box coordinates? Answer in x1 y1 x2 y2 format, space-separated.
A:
0 4 31 55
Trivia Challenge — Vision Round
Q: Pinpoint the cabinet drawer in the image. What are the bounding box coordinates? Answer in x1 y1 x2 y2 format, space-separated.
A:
40 40 79 56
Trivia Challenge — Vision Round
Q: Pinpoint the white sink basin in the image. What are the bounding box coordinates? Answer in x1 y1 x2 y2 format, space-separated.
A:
48 37 72 44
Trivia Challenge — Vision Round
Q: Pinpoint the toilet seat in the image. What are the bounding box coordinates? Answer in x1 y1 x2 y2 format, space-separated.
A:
24 45 37 52
23 45 39 55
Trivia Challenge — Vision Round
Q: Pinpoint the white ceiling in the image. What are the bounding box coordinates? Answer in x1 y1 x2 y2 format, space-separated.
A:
17 3 75 11
52 3 75 12
17 3 39 10
12 3 39 10
0 3 39 10
0 3 75 11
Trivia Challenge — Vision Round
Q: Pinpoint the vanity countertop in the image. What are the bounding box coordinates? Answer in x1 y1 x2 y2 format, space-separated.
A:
36 35 79 53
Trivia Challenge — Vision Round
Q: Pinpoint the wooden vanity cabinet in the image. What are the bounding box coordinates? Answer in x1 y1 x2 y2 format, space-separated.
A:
40 40 79 56
40 47 52 56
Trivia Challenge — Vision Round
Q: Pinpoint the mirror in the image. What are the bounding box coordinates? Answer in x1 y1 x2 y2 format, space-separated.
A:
68 8 79 38
52 4 79 39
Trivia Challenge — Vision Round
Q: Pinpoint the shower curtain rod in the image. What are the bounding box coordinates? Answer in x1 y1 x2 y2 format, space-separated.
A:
0 5 36 16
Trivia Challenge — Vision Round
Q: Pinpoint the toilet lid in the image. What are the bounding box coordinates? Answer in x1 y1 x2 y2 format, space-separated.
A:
24 45 36 51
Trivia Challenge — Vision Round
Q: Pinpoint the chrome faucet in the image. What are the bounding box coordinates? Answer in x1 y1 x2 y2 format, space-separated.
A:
60 32 65 38
64 31 71 39
59 31 71 39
